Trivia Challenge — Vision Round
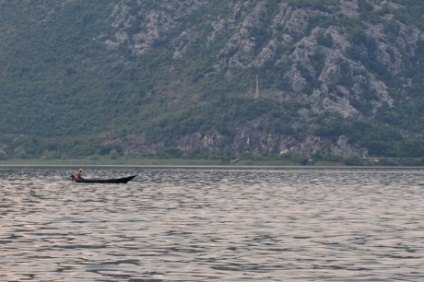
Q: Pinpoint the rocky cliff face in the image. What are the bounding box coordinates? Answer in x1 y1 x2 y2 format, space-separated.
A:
99 0 424 157
1 0 423 159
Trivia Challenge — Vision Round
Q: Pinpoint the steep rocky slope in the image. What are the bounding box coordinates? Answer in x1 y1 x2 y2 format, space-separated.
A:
1 0 424 160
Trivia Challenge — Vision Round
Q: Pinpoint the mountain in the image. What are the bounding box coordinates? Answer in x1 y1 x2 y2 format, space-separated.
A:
1 0 424 164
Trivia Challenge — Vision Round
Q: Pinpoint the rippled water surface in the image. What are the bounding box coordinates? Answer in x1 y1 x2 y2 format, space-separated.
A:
1 166 423 281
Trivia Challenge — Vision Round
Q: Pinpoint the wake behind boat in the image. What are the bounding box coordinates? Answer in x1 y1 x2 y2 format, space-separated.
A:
70 174 137 184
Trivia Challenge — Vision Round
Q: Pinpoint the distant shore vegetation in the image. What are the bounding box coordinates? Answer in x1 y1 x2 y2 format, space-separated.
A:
2 152 424 167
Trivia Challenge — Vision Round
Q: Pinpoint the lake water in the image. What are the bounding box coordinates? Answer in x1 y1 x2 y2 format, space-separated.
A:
0 166 423 281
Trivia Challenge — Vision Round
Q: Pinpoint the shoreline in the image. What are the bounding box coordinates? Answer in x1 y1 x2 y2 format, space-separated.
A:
1 161 424 170
1 156 424 168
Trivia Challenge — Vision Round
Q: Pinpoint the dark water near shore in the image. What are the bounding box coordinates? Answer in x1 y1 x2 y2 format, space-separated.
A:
1 166 423 281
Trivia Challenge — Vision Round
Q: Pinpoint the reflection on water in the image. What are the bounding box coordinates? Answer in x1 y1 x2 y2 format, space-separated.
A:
0 167 423 281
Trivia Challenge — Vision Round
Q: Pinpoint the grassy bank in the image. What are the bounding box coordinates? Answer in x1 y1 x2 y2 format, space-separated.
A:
0 156 335 167
2 156 424 167
0 158 227 167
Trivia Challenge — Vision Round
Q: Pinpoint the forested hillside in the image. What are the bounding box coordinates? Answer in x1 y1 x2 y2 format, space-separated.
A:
1 0 424 164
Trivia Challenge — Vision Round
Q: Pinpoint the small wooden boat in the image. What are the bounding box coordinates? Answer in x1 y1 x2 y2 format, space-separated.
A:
70 174 137 184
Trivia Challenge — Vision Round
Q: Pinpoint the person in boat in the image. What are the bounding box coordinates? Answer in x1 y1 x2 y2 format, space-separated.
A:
74 169 83 179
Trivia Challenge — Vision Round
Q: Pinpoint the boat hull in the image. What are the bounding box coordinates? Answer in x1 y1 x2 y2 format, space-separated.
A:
70 175 137 184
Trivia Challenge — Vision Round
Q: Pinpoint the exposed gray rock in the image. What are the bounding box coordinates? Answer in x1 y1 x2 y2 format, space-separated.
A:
100 0 424 157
